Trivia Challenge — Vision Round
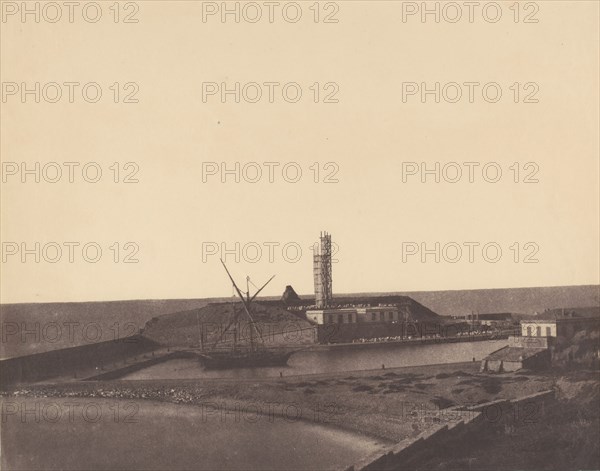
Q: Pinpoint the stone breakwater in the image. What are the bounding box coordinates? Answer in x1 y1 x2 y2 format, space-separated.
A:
345 390 555 471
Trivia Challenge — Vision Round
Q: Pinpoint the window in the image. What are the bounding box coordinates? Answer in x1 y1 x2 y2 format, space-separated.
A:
546 326 551 337
338 314 343 324
536 326 541 337
371 313 376 321
328 315 333 324
526 326 532 336
380 312 384 321
348 314 353 323
389 312 394 320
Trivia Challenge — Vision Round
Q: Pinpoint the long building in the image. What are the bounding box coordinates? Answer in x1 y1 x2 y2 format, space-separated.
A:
306 306 405 325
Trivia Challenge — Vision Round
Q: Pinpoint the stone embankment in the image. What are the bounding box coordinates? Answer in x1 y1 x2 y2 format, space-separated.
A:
345 390 554 471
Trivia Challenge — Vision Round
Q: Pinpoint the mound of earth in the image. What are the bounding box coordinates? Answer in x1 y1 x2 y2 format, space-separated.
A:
552 328 600 368
142 302 315 349
281 285 302 305
0 298 227 359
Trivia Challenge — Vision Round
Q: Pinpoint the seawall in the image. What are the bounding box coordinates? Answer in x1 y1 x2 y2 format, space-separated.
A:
345 389 555 471
0 335 162 388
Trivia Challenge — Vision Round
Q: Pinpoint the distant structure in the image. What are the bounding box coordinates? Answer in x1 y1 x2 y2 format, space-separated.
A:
452 312 513 327
520 316 599 338
481 310 600 372
307 306 400 325
281 285 301 305
313 231 333 308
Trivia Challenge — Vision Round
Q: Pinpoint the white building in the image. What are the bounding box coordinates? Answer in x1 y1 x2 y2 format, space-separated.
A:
356 306 400 323
521 320 557 338
306 306 400 325
306 308 357 325
521 317 599 338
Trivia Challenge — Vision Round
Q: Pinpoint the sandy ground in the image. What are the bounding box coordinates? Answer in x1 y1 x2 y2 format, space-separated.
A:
1 361 558 442
412 368 600 471
3 362 598 470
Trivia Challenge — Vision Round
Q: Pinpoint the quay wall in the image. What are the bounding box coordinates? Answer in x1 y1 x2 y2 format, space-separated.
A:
316 321 507 344
0 336 161 388
345 390 554 471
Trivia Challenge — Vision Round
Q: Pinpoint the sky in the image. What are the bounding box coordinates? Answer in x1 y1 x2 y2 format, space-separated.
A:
1 1 599 303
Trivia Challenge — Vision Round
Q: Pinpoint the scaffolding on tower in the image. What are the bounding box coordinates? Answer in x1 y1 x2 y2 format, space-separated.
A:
313 231 333 308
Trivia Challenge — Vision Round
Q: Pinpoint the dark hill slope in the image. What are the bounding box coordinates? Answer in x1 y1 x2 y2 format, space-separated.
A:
392 285 599 317
142 303 315 349
3 285 597 359
0 298 229 359
331 285 599 317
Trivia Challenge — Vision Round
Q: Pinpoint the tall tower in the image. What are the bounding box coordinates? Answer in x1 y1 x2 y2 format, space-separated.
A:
313 231 333 308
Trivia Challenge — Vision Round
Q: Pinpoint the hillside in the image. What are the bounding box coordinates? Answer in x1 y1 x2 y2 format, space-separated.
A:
142 303 315 349
396 285 599 317
271 285 599 317
2 285 598 359
0 298 229 359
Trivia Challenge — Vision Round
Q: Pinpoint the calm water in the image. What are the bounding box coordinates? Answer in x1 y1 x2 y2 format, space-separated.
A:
122 339 507 380
1 398 385 470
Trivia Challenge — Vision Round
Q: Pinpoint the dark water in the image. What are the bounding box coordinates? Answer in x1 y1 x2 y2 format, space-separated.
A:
1 398 384 470
122 340 507 380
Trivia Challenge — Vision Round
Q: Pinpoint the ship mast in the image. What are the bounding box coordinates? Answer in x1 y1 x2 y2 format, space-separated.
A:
196 311 204 352
247 276 254 352
215 259 275 352
231 301 237 353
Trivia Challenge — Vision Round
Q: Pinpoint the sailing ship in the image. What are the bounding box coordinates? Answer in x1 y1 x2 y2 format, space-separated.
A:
197 259 296 369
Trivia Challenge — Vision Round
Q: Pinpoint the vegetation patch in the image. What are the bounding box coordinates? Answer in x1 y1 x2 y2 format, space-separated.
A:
481 377 502 394
294 382 312 388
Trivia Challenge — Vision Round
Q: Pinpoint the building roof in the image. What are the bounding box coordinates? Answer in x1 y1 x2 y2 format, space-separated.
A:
450 312 513 320
306 308 357 314
520 317 599 324
477 312 513 320
357 306 398 311
529 306 600 321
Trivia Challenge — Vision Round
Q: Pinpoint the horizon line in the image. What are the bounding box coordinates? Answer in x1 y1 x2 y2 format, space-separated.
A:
2 283 599 306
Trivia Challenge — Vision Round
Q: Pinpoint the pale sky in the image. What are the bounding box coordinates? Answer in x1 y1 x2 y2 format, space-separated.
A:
1 1 599 303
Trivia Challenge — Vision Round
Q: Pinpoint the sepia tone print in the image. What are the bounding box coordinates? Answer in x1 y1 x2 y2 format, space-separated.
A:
1 1 599 470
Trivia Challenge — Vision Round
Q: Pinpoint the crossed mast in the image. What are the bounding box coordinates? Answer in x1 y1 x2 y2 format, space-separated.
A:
213 258 275 351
